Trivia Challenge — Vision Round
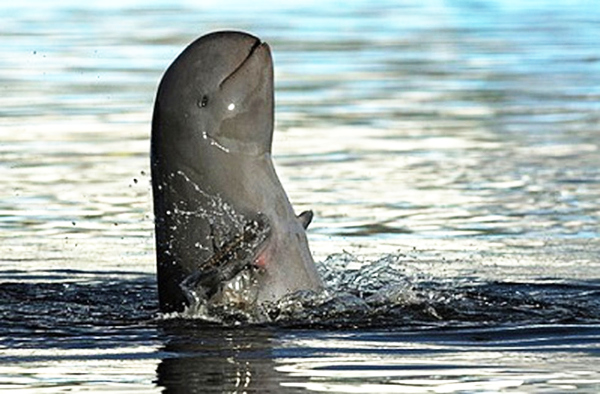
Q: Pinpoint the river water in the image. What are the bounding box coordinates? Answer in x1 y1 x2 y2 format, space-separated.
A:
1 0 599 392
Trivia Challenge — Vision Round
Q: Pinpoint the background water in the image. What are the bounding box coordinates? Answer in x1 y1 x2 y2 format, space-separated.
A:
1 0 600 392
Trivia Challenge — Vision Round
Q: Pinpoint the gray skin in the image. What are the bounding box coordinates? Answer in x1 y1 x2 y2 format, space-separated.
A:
151 31 322 313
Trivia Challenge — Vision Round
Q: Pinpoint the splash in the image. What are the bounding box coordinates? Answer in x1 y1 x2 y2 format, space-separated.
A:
180 214 271 307
164 172 273 322
162 251 600 328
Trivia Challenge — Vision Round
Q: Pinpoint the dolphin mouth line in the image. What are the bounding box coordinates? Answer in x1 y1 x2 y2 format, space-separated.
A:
202 130 230 153
218 39 264 89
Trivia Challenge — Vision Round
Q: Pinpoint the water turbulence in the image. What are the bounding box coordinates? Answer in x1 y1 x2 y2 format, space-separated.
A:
178 213 272 320
165 248 600 328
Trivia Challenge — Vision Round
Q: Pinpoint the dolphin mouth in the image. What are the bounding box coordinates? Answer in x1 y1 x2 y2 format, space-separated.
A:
218 38 265 88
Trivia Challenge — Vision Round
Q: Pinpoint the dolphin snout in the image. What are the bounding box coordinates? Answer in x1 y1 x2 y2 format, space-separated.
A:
219 38 266 88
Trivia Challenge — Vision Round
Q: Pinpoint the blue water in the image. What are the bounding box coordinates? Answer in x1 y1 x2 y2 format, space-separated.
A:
1 0 599 392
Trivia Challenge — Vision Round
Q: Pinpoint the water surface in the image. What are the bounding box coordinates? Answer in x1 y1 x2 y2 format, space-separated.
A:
1 0 599 392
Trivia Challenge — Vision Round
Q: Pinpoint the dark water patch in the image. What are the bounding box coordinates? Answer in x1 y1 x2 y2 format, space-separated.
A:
267 281 600 329
3 259 599 334
0 274 158 332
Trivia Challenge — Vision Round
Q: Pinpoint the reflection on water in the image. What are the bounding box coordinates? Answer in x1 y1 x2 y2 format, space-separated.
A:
1 0 600 392
156 324 600 393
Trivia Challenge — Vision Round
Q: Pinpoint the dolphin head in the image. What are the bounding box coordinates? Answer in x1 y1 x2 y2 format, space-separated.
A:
154 31 273 161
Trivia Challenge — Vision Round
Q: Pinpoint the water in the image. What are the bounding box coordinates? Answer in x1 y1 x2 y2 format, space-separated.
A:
1 0 599 392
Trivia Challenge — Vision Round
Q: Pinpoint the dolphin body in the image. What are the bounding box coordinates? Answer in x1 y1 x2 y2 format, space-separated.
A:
151 31 322 314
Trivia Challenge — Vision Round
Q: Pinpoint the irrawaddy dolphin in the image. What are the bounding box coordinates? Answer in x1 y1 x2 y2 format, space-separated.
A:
151 31 323 314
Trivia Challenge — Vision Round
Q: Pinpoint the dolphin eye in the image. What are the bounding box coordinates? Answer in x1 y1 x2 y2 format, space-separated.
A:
197 95 209 108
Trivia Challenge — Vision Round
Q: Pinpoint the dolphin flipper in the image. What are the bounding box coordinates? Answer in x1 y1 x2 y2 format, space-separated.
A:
297 210 314 229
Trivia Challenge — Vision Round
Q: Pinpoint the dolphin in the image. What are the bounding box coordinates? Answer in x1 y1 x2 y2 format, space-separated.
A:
151 31 322 314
